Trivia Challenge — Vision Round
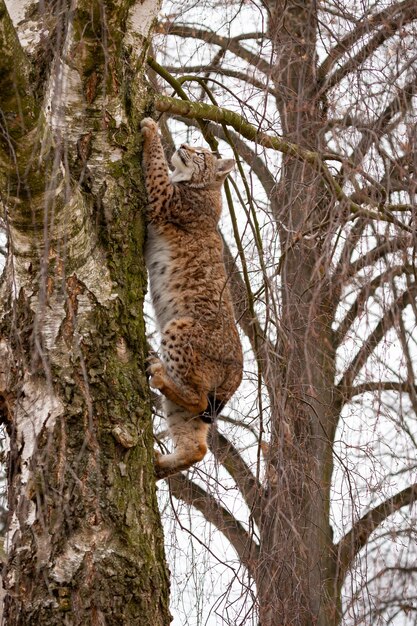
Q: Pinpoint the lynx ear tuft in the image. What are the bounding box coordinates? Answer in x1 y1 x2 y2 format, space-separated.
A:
216 158 235 181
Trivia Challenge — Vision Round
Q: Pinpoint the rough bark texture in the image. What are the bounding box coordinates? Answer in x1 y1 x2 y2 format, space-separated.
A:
257 2 340 625
0 0 171 624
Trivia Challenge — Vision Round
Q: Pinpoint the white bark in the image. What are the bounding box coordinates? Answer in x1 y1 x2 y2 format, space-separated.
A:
1 0 170 623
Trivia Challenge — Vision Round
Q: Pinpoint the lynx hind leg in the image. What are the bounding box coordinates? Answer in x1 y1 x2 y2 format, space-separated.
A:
151 318 209 414
155 399 210 480
148 356 208 414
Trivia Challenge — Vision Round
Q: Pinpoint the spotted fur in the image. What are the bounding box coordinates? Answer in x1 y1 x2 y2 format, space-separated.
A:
141 118 243 479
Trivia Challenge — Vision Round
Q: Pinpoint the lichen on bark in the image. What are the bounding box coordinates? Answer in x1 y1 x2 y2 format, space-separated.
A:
0 0 170 624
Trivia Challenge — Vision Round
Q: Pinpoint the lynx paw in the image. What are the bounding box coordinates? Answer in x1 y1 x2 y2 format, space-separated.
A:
147 353 165 389
149 371 166 392
154 449 167 480
141 117 158 139
147 351 162 369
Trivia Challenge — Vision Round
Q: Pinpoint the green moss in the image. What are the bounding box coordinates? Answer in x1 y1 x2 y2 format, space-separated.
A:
0 0 38 139
2 1 171 621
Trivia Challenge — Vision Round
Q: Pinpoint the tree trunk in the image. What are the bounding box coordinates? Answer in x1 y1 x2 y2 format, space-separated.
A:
257 2 340 624
0 0 171 623
257 185 340 626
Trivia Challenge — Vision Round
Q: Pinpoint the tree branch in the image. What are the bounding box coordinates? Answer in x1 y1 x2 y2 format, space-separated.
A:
332 219 368 287
222 232 283 405
167 472 259 575
379 150 416 192
337 285 417 401
164 64 277 98
334 265 414 347
149 57 413 234
344 235 413 279
157 22 271 75
222 236 268 352
209 430 264 527
153 94 347 186
347 76 417 169
318 0 417 84
349 381 417 397
337 483 417 579
154 94 303 153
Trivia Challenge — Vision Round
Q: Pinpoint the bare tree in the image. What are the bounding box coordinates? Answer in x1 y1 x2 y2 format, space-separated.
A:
149 1 417 624
0 0 171 623
1 0 416 623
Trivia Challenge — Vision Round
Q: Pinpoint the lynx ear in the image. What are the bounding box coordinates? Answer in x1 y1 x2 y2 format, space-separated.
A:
216 158 235 181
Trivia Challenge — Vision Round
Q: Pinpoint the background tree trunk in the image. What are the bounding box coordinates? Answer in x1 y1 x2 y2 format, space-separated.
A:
256 3 338 624
0 0 171 623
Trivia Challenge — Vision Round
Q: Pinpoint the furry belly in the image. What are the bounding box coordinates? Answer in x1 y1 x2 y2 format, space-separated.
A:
145 226 177 330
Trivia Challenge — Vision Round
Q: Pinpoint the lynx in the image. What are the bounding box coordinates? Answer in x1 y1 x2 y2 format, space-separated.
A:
141 118 243 479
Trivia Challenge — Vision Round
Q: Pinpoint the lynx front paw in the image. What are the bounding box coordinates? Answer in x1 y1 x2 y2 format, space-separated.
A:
141 117 158 139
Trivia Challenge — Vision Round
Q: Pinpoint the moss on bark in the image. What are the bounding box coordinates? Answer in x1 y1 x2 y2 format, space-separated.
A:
0 1 170 624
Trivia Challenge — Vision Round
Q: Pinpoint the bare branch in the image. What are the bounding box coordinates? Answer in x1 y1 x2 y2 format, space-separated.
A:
379 150 417 192
338 285 417 401
349 381 417 397
164 64 277 98
334 265 414 347
157 22 271 75
344 235 413 279
348 76 417 169
209 430 264 527
318 1 417 85
167 472 259 575
222 236 267 352
233 32 264 42
337 484 417 579
150 58 414 235
218 414 258 439
154 94 302 152
153 95 347 184
333 219 368 286
155 93 415 233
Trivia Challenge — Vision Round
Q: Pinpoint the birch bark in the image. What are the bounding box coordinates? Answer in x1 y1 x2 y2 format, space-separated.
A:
0 0 170 623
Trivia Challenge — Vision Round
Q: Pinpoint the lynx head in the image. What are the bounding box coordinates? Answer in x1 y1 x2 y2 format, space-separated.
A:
170 144 235 188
